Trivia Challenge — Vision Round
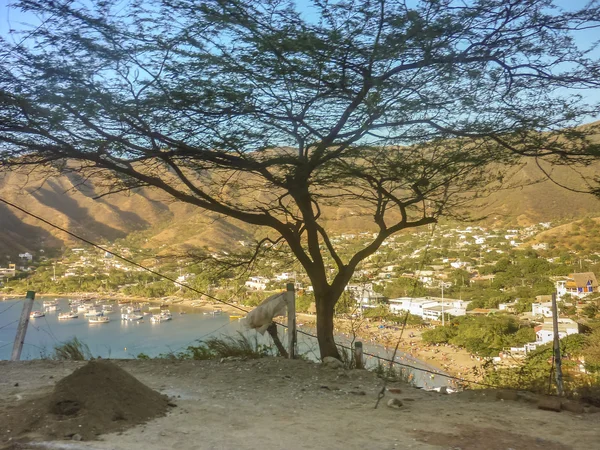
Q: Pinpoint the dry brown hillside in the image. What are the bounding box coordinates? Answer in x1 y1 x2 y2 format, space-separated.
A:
1 155 600 257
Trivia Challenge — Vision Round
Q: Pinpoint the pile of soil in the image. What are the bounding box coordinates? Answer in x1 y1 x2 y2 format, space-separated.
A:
18 360 172 441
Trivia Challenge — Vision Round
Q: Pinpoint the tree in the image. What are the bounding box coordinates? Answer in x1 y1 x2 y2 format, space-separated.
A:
1 0 600 358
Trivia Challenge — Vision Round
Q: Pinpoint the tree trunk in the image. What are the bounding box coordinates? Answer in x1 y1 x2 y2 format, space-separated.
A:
315 291 341 360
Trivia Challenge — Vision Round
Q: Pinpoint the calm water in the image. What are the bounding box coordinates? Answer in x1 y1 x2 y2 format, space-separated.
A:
0 297 452 388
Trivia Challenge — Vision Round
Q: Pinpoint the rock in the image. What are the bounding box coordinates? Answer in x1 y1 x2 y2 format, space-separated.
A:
72 434 82 441
322 357 344 370
438 386 448 395
387 398 403 409
496 390 519 401
13 383 18 387
538 396 562 412
584 405 600 414
561 400 584 414
387 388 402 394
350 390 366 396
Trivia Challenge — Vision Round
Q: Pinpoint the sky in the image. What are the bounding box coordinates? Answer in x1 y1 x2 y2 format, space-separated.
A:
1 0 599 117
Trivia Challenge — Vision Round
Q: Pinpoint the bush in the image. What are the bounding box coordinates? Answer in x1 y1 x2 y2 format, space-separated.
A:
53 337 92 361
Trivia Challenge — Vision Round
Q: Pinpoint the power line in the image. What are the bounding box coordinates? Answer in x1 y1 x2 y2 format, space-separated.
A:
0 196 249 314
0 319 18 331
0 196 493 387
0 299 22 315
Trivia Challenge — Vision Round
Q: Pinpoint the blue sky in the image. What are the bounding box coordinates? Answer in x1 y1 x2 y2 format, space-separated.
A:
1 0 598 119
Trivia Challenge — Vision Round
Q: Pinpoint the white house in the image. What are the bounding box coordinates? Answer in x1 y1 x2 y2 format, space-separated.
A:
245 276 270 290
18 252 33 262
535 318 579 344
388 297 467 320
532 302 553 318
275 272 294 281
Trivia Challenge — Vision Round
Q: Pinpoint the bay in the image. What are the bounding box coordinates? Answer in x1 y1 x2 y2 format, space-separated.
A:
0 297 453 389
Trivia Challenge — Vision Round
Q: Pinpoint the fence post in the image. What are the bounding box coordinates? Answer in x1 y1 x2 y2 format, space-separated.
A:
11 291 36 361
551 292 564 396
354 341 364 369
286 283 296 359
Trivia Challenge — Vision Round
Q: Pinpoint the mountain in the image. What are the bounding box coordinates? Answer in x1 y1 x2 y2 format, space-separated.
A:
1 155 600 259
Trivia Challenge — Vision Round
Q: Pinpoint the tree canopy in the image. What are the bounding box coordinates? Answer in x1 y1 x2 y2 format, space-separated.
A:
1 0 600 358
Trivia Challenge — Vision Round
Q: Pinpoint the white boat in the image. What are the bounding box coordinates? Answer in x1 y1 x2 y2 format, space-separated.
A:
43 300 58 307
77 304 90 312
101 304 114 313
84 307 103 317
121 313 143 321
44 304 58 311
150 314 172 323
89 316 110 324
58 312 79 320
30 311 45 318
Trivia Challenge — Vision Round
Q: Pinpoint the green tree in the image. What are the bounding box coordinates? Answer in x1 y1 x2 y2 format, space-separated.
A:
1 1 599 358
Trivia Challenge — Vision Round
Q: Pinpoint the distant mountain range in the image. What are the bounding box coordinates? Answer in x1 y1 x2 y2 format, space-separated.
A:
1 154 600 259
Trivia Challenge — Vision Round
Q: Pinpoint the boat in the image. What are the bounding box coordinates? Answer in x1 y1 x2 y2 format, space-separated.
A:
229 315 244 320
102 304 114 313
44 304 58 311
77 304 90 312
58 312 79 320
30 310 45 318
89 316 110 324
148 306 160 311
43 299 58 307
121 313 143 321
84 307 103 317
150 314 172 323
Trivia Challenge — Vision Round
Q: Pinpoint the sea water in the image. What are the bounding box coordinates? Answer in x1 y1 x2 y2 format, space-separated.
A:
0 297 452 388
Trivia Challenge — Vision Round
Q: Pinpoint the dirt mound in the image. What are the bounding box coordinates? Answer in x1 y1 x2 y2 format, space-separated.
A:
21 360 171 441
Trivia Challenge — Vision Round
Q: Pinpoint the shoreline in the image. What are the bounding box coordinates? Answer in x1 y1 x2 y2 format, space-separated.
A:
1 291 482 379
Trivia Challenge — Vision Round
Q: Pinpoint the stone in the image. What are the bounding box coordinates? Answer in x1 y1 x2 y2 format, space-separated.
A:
561 400 585 414
387 388 402 394
538 396 562 412
350 390 366 396
322 357 344 370
387 398 403 409
584 405 600 414
438 386 448 395
496 390 519 401
72 434 82 441
13 383 18 387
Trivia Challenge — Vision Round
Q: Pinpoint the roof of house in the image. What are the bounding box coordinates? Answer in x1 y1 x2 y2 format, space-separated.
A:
566 272 598 289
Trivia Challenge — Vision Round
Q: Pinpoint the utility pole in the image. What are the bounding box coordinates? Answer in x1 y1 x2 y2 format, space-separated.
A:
551 293 564 396
11 291 36 361
286 283 297 359
441 281 445 326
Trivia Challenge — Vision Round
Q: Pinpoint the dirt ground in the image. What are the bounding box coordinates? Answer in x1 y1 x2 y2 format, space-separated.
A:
1 358 599 450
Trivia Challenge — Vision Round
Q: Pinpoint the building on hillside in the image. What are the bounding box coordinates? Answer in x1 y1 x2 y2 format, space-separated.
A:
466 308 499 315
18 252 33 262
532 302 553 318
245 276 270 290
535 318 579 344
0 263 17 278
345 283 386 309
388 297 468 320
275 272 295 282
499 301 517 313
556 272 598 300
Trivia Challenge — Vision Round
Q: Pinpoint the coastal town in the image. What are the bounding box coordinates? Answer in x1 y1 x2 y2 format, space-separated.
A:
2 219 600 385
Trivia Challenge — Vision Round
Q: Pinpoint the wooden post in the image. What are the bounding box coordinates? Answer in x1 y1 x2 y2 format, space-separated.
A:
286 283 297 359
11 291 36 361
551 293 564 396
354 341 364 369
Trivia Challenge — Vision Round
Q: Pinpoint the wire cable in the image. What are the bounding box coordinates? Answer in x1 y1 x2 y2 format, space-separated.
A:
0 196 493 387
0 319 18 331
0 299 23 315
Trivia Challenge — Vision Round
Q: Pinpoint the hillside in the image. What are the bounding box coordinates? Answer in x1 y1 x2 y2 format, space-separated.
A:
1 156 600 258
